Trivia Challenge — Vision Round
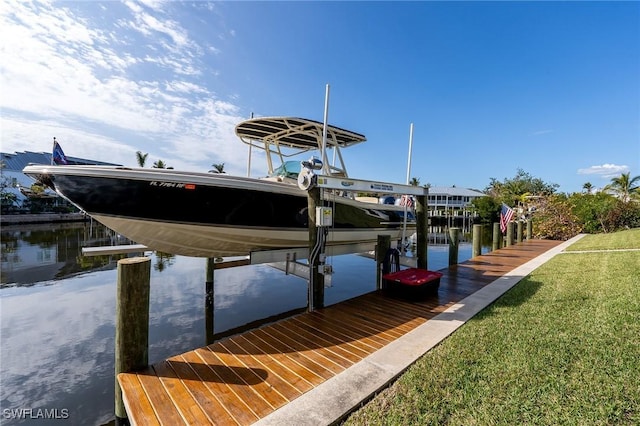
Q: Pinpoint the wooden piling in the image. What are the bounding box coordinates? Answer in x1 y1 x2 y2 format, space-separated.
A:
472 224 482 258
506 221 514 246
526 219 533 240
448 227 460 266
375 234 391 290
416 194 428 270
517 220 523 243
115 257 151 424
492 222 501 251
307 186 324 311
205 258 215 345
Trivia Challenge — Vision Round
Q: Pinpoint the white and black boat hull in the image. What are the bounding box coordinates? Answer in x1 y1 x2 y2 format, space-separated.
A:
23 165 415 258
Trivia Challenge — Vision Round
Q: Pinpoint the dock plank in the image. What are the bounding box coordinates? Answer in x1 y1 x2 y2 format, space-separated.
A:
135 367 186 425
244 329 330 383
194 347 275 418
266 322 349 372
269 321 357 368
180 349 260 425
118 373 161 426
280 319 367 363
167 356 239 426
308 310 396 347
153 361 212 425
118 239 563 425
204 345 289 410
235 332 324 387
218 338 304 401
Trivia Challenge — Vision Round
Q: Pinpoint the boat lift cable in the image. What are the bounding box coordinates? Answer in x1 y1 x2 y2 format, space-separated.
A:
309 221 326 276
321 84 330 175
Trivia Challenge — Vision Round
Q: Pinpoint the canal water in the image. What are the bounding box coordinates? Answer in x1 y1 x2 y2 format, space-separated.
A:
0 222 488 425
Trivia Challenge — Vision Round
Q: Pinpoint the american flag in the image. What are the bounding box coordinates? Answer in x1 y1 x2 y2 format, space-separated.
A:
500 203 514 233
399 195 413 208
52 137 68 165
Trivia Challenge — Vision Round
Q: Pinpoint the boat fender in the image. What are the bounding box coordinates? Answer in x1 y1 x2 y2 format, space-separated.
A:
297 168 317 191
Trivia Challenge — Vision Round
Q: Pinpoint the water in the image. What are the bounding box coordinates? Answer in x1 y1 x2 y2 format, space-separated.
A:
0 222 486 425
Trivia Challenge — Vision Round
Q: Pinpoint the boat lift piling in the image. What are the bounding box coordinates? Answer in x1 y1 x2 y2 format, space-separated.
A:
307 184 325 311
416 192 429 270
205 258 215 345
448 227 460 266
375 235 391 291
114 257 151 426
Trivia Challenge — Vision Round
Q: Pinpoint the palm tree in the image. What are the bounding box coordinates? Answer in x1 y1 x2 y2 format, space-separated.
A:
136 151 148 167
210 163 225 174
604 172 640 202
409 177 420 186
152 160 167 169
582 182 593 194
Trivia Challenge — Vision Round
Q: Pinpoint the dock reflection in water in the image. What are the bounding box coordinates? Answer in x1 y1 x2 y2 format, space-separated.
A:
0 222 482 425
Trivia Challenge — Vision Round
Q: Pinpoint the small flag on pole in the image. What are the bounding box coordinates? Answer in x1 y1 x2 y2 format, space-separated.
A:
52 137 68 165
399 195 413 208
500 203 515 233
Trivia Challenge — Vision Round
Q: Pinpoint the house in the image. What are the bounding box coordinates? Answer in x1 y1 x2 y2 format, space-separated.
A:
427 186 485 211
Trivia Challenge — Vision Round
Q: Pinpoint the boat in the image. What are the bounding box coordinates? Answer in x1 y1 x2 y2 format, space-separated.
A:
23 117 416 258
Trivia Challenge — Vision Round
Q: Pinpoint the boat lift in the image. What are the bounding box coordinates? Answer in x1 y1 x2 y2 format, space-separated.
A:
82 174 427 269
81 173 428 312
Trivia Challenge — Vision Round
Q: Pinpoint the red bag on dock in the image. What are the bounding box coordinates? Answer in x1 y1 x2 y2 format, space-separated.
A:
382 268 443 298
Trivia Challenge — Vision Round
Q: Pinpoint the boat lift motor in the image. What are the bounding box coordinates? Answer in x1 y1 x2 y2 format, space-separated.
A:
298 156 323 191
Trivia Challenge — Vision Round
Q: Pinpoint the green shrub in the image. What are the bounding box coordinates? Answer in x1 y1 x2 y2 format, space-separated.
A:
532 194 582 240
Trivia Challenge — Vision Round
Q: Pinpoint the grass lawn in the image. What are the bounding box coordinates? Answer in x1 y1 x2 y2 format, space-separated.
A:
344 230 640 425
566 228 640 251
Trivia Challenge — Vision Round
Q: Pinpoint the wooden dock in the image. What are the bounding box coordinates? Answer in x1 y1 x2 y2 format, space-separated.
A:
118 239 562 425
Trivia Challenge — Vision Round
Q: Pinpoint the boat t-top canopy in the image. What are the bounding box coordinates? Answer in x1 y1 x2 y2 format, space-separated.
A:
235 116 366 177
235 117 366 149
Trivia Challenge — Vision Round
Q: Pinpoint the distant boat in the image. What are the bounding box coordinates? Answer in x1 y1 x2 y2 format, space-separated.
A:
23 117 415 258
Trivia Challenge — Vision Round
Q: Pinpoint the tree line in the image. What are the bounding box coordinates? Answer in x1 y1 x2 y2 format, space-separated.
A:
468 169 640 240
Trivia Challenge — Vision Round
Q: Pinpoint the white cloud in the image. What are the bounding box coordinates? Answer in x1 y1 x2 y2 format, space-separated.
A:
577 164 629 178
0 0 250 174
122 0 190 49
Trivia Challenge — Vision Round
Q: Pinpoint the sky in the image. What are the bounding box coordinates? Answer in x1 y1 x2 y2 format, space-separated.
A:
1 0 638 194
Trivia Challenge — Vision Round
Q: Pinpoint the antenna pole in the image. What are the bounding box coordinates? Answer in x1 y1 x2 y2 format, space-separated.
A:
400 123 414 253
405 123 414 186
247 112 254 177
321 84 330 175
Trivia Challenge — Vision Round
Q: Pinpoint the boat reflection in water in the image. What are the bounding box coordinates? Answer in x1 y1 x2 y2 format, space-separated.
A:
1 222 131 286
0 222 482 425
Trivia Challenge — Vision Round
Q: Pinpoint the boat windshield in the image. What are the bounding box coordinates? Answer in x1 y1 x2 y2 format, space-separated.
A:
269 161 301 179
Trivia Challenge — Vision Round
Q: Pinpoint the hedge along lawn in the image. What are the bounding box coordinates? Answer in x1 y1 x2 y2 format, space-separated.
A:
565 228 640 251
344 236 640 425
